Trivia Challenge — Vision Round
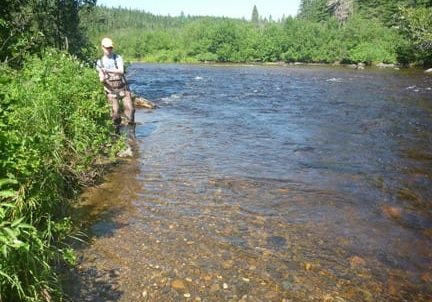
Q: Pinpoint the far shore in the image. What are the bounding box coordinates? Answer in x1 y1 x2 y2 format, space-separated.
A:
127 59 431 72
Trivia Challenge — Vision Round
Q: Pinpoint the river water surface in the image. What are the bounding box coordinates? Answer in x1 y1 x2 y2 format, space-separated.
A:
67 64 432 301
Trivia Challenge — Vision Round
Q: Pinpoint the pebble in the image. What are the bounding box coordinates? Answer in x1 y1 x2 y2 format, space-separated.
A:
265 291 279 299
350 256 366 268
381 205 403 220
202 274 212 281
282 280 293 290
184 293 191 298
171 279 186 290
223 260 234 269
210 284 220 292
111 269 120 277
223 283 229 289
421 272 432 283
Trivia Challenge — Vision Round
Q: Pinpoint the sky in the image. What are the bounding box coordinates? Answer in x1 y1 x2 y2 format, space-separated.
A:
96 0 301 21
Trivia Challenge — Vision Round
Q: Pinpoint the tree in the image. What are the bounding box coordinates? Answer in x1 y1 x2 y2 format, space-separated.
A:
399 6 432 65
0 0 96 65
298 0 332 22
251 5 259 24
327 0 353 22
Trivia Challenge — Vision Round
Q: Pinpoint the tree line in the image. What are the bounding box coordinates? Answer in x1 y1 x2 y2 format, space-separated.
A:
82 1 432 66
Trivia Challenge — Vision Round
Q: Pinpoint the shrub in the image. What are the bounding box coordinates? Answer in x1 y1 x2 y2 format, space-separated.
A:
0 50 116 301
348 42 397 64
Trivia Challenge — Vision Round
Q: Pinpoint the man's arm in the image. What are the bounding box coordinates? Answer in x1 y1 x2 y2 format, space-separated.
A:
96 60 106 82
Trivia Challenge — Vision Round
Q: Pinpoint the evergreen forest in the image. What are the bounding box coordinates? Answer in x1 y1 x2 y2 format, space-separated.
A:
0 0 431 301
82 0 432 66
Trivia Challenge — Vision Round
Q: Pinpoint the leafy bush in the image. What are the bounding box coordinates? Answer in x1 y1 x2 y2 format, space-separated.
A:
281 18 341 63
348 42 397 64
0 50 116 301
398 7 432 66
340 16 400 64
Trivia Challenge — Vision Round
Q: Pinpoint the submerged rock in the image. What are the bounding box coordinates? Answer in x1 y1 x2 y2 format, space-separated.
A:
376 63 397 68
171 279 186 290
381 205 403 220
117 145 133 158
350 256 366 268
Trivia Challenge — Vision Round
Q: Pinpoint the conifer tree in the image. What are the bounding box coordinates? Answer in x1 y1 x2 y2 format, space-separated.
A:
0 0 95 64
327 0 353 22
298 0 331 22
251 5 259 24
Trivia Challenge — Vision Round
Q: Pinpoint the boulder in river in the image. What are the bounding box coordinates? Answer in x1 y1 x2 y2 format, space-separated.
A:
131 93 157 109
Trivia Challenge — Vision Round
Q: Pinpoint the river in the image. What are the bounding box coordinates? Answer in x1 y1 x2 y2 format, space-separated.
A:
66 64 432 301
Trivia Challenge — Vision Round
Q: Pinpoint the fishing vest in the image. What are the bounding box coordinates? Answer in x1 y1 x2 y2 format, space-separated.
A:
100 54 127 91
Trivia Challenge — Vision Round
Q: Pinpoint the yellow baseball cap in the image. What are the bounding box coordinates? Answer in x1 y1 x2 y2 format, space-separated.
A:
101 37 114 48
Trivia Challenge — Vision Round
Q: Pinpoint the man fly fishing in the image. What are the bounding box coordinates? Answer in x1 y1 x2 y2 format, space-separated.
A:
96 37 135 134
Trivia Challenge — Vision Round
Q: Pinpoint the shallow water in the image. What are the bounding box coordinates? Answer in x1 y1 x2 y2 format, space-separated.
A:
67 64 432 301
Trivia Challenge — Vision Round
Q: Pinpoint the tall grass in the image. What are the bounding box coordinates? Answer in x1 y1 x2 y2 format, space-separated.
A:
0 50 120 301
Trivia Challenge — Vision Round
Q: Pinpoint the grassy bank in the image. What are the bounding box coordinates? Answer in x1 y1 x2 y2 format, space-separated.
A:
0 50 122 301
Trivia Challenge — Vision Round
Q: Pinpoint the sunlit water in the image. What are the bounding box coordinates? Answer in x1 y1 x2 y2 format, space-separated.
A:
68 64 432 301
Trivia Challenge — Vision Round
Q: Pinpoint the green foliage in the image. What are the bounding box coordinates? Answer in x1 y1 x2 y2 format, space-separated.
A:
398 6 432 65
348 42 394 63
0 50 116 301
4 51 111 181
0 2 126 301
340 16 399 63
82 5 417 65
0 0 95 66
0 193 56 302
282 18 340 63
356 0 431 26
256 24 286 62
299 0 332 22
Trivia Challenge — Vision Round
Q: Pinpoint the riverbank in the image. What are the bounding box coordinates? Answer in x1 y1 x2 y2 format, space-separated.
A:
0 51 124 301
126 58 431 72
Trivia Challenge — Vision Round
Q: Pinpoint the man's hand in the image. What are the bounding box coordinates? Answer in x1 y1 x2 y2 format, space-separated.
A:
99 71 106 82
